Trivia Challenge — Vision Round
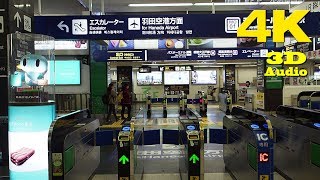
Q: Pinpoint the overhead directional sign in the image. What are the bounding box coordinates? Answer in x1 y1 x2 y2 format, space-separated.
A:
119 155 129 165
57 21 69 33
189 154 199 164
35 12 320 40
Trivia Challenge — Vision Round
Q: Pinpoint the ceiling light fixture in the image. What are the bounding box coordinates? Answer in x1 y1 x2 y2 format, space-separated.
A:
193 1 303 6
128 3 193 7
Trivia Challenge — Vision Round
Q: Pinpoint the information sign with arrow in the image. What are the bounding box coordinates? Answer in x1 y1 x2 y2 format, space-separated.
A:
119 155 129 165
189 154 199 164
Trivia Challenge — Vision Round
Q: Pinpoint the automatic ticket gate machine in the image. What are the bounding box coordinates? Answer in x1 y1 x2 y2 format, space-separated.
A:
48 110 100 180
163 92 168 118
146 92 152 118
117 122 135 180
297 91 315 108
196 91 208 117
179 91 188 116
179 119 204 180
269 105 320 180
222 107 274 180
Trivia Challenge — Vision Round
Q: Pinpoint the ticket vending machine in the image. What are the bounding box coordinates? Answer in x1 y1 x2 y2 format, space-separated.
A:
146 92 151 118
179 91 187 115
163 93 168 118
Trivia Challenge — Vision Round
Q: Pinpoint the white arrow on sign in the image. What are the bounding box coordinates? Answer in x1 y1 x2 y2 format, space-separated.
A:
57 21 69 33
14 12 21 28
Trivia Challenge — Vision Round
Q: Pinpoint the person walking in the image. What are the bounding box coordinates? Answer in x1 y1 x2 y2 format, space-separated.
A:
106 83 118 122
121 84 132 120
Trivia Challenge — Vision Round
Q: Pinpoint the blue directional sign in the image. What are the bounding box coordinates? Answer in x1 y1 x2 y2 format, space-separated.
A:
34 12 320 40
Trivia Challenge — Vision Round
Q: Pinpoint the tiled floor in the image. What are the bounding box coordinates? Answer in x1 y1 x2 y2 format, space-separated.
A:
92 173 286 180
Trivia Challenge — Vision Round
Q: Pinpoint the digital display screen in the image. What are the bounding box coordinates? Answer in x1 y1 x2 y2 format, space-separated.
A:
314 123 320 128
164 71 190 85
49 60 81 85
191 70 217 84
259 152 269 162
250 124 260 129
187 125 196 130
137 71 162 85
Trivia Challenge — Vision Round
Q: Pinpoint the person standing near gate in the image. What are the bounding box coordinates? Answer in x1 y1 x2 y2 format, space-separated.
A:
106 83 118 122
121 84 132 120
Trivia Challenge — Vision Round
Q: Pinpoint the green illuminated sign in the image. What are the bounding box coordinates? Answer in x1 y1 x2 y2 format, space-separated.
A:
189 154 199 164
119 155 129 165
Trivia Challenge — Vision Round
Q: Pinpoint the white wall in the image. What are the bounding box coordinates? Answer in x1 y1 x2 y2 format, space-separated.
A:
235 66 257 89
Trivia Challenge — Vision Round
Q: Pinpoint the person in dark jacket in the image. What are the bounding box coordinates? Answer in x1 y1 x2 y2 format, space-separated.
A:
106 83 118 122
121 84 132 120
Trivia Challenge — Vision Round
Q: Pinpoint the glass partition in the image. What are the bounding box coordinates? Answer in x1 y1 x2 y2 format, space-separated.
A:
7 33 55 180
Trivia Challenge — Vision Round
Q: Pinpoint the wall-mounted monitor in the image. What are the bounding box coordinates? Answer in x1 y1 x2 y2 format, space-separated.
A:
191 70 217 85
49 60 81 85
164 71 190 85
137 71 162 85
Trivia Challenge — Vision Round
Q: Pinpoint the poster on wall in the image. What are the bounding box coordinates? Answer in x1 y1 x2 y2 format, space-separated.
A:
256 92 265 110
8 104 55 180
237 38 264 47
106 39 185 50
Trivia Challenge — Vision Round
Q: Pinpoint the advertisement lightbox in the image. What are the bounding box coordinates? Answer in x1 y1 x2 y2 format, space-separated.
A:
48 60 81 85
8 104 56 180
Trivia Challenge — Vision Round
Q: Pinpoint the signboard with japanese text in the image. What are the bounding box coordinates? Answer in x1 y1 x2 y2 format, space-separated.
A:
147 48 269 61
106 50 146 61
34 12 320 40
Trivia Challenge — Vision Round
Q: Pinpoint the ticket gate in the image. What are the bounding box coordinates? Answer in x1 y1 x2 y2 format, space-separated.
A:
297 91 316 108
196 91 208 117
179 120 204 180
117 122 134 180
48 110 100 180
163 93 168 118
309 91 320 109
269 105 320 180
215 107 274 180
146 93 152 118
179 91 188 115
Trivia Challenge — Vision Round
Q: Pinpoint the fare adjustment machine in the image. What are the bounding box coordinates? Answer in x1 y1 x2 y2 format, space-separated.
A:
179 91 188 115
117 123 134 180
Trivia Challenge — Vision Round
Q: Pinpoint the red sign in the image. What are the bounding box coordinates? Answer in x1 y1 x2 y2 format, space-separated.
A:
259 153 269 162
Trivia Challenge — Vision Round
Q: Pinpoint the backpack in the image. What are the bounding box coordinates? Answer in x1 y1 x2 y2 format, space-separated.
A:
102 93 108 104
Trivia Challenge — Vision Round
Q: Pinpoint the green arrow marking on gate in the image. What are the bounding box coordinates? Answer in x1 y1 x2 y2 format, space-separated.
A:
119 155 129 165
189 154 199 164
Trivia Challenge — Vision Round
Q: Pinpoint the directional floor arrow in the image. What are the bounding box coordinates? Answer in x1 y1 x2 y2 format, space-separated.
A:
189 154 199 164
119 155 129 165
